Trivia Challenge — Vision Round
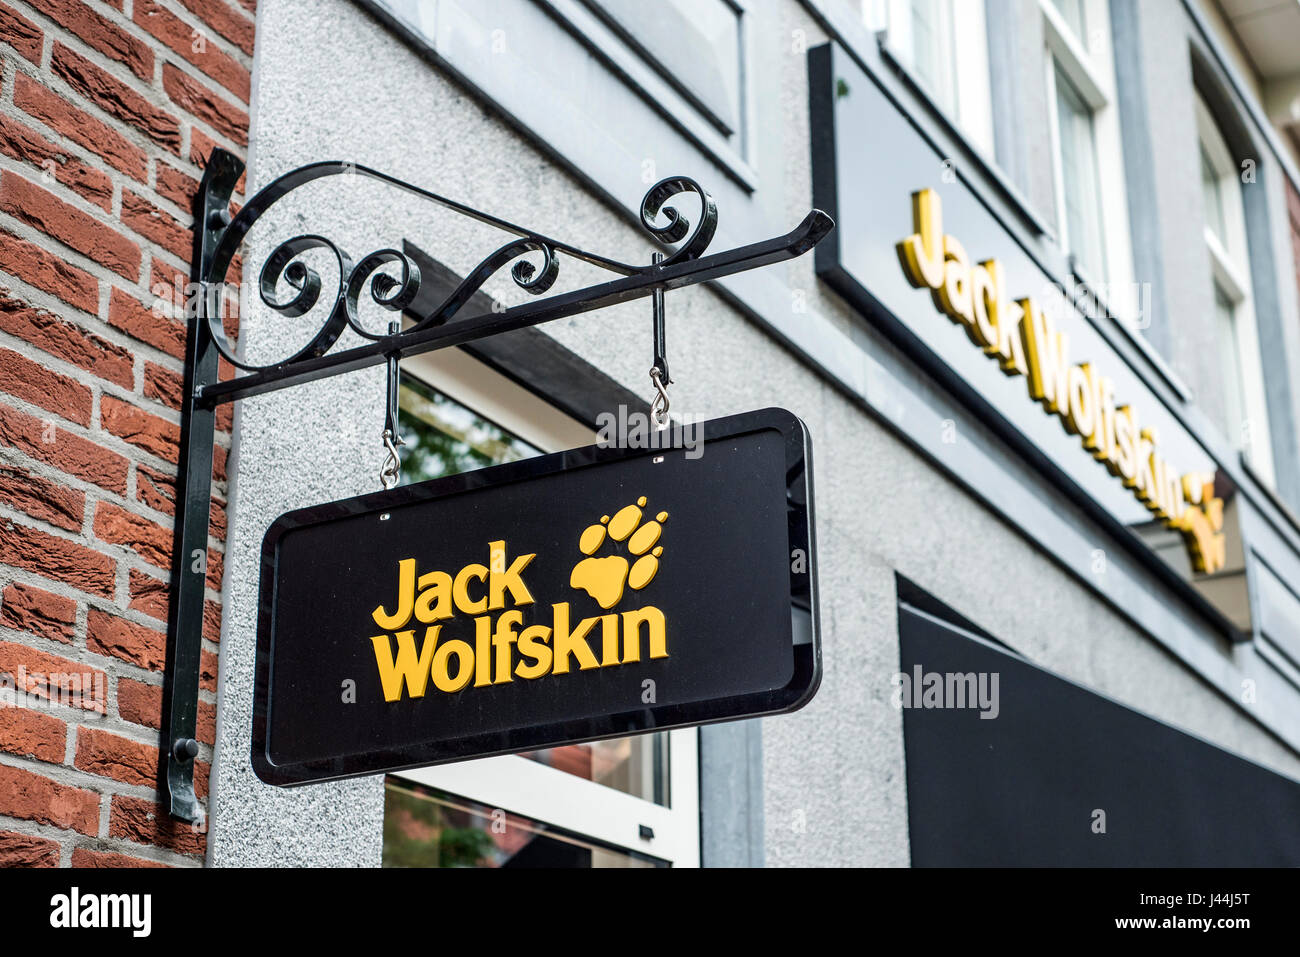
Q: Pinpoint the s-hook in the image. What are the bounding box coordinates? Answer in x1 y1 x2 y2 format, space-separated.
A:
380 318 405 489
650 252 672 429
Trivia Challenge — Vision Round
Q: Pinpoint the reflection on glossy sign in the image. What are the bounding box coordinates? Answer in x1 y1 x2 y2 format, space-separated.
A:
252 408 821 786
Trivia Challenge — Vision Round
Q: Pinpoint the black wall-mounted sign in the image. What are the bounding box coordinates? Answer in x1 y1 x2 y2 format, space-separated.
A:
252 408 820 786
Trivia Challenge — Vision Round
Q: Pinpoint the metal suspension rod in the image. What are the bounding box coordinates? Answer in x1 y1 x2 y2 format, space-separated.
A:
196 209 831 406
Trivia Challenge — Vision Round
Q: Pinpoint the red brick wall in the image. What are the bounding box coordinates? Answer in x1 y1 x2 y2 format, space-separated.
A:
0 0 254 867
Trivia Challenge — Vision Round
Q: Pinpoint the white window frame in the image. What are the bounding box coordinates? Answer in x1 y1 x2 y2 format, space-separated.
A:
388 346 702 867
1040 0 1137 319
871 0 996 157
1195 95 1276 485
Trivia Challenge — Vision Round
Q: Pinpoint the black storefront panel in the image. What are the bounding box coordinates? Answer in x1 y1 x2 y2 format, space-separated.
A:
900 602 1300 866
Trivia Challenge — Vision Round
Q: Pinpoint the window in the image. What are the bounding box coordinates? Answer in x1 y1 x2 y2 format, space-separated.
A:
905 0 956 115
873 0 996 156
1052 64 1107 280
1201 144 1227 243
1196 95 1276 484
381 347 700 867
1213 283 1246 450
1041 0 1135 311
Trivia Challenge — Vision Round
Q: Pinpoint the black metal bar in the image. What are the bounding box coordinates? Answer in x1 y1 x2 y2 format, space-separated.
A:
162 150 244 822
651 252 669 384
197 209 833 406
382 319 401 440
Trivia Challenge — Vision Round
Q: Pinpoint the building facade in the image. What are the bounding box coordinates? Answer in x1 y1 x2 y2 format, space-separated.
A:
3 0 1300 868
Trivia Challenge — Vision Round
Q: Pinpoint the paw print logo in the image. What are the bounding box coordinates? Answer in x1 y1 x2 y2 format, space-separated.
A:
570 496 668 609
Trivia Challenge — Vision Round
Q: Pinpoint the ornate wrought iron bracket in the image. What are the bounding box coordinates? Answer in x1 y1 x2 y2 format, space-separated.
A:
163 147 834 821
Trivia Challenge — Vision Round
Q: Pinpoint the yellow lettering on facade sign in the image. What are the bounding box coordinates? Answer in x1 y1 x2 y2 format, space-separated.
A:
896 188 1226 573
366 498 672 702
898 188 946 291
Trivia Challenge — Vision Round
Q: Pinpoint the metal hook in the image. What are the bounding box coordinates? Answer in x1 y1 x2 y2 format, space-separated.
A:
380 428 404 490
650 366 670 429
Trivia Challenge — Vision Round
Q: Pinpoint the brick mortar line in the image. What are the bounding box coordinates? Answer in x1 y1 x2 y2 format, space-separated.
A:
135 0 257 73
0 392 204 499
0 446 228 541
1 684 162 748
0 572 174 651
1 50 14 105
0 200 153 298
0 629 125 700
0 166 207 296
93 0 257 70
0 500 226 614
0 265 113 333
0 367 226 484
0 325 179 423
0 562 227 660
0 614 225 715
1 40 254 200
0 266 239 403
69 833 202 867
0 139 217 257
0 807 208 864
0 407 233 552
0 70 243 217
4 5 185 147
0 810 204 867
0 519 230 611
0 86 141 196
10 0 252 111
0 815 83 845
36 338 189 430
0 122 249 295
0 741 206 804
0 591 157 652
0 598 93 648
38 20 51 71
0 816 191 868
0 152 128 234
3 683 217 767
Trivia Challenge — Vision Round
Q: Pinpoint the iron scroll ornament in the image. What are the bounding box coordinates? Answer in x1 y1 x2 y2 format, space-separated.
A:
201 161 721 372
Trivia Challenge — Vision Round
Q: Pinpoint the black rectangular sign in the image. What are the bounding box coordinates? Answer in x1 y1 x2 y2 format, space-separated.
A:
252 407 820 786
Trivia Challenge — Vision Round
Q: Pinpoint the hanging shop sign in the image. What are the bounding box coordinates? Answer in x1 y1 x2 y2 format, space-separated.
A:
808 42 1248 631
162 151 832 816
251 408 819 786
